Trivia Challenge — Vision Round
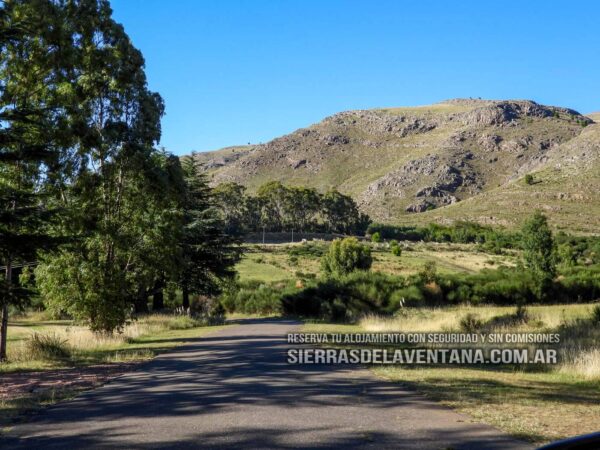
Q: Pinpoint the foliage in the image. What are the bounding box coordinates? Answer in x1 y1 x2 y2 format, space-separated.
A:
214 181 370 235
0 0 79 358
419 261 437 283
321 238 372 277
178 155 241 309
524 174 534 185
459 313 484 332
219 281 287 315
366 222 519 253
25 333 71 360
390 242 402 257
521 211 556 299
371 232 382 243
592 305 600 323
188 296 226 325
287 242 327 258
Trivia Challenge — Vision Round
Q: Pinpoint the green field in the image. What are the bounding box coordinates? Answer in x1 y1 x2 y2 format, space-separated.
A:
236 241 515 283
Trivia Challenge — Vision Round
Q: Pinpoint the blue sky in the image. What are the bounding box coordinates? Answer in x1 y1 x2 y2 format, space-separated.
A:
111 0 600 155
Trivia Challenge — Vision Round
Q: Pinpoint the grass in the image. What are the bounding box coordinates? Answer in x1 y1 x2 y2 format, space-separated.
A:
2 312 225 373
0 312 225 429
373 366 600 444
302 303 600 443
235 241 515 283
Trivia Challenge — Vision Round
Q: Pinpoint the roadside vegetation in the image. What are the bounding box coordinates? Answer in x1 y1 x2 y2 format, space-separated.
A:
1 1 598 444
0 311 224 429
2 312 224 374
305 304 600 444
224 212 599 444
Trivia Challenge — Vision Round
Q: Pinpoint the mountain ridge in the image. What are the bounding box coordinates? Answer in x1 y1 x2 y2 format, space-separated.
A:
194 99 599 233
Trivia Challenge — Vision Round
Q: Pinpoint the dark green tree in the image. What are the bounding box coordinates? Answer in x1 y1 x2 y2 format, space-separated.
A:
321 189 370 234
178 157 241 309
256 181 288 231
0 0 73 360
521 211 556 300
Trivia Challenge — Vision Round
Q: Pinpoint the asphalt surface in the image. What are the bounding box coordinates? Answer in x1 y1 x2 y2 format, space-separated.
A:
2 318 533 449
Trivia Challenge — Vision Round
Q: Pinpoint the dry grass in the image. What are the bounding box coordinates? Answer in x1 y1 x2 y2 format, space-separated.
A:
306 303 600 442
3 314 217 372
359 304 594 333
359 304 600 380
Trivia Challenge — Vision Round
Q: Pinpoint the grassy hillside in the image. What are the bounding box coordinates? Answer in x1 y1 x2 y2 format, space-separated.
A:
195 99 599 233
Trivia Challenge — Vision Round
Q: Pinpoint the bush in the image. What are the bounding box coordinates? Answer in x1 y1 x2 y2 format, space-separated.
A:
165 315 201 330
287 242 326 259
220 281 289 315
459 313 484 332
524 174 534 185
419 261 437 283
391 244 402 257
189 296 225 325
592 305 600 323
282 271 404 321
321 237 372 277
26 333 71 360
371 232 382 243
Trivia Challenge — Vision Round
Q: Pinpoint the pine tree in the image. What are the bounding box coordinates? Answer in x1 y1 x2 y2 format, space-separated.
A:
179 155 241 310
0 0 70 360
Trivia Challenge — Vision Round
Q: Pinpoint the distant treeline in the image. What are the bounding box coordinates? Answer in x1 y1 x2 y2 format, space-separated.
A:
367 222 518 250
213 181 370 236
367 222 600 260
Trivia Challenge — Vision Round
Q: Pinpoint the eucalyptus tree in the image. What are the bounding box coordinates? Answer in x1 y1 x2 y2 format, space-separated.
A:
34 0 170 332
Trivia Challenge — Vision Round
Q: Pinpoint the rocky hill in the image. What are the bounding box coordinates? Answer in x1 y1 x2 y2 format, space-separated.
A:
195 99 599 233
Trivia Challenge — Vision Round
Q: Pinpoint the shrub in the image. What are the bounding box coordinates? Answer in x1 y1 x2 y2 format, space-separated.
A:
287 242 326 258
220 281 289 315
391 243 402 257
165 315 201 330
419 261 437 283
321 237 372 277
524 174 534 185
189 296 225 325
371 232 382 243
282 271 404 321
459 313 484 332
26 333 71 360
592 305 600 323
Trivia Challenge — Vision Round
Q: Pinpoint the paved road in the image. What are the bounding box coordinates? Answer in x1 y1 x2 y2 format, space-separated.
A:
2 319 533 449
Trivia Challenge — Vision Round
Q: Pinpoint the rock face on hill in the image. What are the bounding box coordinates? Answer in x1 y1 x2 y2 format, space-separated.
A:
193 99 599 232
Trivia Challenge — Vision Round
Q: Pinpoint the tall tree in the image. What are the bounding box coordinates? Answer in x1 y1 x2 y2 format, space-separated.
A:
0 0 73 360
321 189 370 234
521 211 556 300
34 0 168 332
212 181 249 236
178 157 241 309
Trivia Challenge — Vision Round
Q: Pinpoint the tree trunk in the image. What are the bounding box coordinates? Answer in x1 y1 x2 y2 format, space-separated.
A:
133 286 149 314
0 260 12 361
182 284 190 310
152 279 164 311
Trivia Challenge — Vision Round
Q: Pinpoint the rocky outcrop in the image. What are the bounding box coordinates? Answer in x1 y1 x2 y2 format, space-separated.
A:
192 98 597 223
